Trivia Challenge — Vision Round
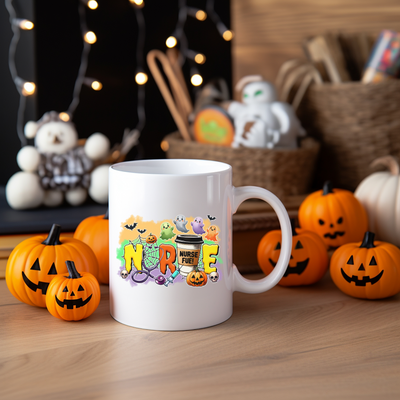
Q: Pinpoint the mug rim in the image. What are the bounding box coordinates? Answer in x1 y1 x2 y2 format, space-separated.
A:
110 159 232 176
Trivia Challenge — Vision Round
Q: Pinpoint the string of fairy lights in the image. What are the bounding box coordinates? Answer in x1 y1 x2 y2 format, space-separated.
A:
165 0 233 87
5 0 36 146
6 0 233 148
5 0 104 144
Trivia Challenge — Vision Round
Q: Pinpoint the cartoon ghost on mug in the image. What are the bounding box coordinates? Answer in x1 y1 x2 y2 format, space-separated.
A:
173 214 189 233
160 222 176 240
205 225 219 242
191 217 205 234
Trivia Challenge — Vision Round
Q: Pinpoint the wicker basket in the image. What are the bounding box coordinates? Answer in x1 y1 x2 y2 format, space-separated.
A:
298 80 400 190
163 132 320 197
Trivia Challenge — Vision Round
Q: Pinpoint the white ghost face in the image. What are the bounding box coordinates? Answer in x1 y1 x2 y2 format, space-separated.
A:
176 214 185 222
121 270 128 279
242 81 278 105
210 271 219 283
35 121 78 154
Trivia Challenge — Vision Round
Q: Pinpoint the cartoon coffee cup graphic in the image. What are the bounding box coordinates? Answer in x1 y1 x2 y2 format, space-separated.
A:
175 235 204 277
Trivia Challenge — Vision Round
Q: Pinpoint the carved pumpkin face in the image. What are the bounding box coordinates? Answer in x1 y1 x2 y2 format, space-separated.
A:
46 261 101 321
187 269 207 287
330 232 400 299
257 220 329 286
146 233 157 244
298 181 368 248
6 224 99 307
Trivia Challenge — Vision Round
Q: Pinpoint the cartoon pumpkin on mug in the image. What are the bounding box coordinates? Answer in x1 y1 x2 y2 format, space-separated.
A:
146 233 157 244
330 231 400 299
186 266 208 287
257 219 329 286
298 181 368 248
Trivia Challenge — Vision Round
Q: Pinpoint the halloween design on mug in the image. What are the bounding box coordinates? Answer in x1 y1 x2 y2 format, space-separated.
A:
116 214 221 287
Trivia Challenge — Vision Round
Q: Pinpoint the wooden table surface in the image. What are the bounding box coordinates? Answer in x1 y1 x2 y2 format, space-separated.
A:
1 273 400 400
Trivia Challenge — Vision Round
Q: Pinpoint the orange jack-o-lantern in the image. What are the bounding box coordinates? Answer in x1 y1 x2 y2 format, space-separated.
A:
187 268 208 287
257 219 329 286
6 224 99 308
46 260 101 321
146 233 157 244
298 181 368 248
330 231 400 299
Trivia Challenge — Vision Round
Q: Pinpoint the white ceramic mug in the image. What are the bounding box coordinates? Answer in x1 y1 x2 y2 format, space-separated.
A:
109 159 292 331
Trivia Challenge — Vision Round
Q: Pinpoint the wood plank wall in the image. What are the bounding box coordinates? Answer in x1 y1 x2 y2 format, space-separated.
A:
231 0 400 89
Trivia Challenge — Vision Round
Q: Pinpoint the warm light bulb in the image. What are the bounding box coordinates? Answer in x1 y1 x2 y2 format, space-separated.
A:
195 10 207 21
222 30 234 41
22 82 35 96
84 31 97 44
19 19 34 30
166 36 177 48
191 74 203 86
194 53 206 64
135 72 148 85
91 81 103 90
59 112 70 122
160 140 169 152
129 0 144 6
87 0 98 10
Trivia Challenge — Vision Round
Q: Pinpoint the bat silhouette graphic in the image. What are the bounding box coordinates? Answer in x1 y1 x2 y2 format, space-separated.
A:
137 229 146 234
124 223 138 230
207 215 216 221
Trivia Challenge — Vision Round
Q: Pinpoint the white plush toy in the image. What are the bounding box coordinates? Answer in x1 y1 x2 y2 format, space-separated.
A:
228 75 305 149
6 111 110 210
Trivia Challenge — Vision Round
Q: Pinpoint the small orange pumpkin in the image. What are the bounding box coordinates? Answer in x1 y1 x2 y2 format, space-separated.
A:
186 267 207 287
330 231 400 299
146 233 157 244
74 212 109 284
6 224 99 307
257 219 329 286
298 181 368 248
46 260 101 321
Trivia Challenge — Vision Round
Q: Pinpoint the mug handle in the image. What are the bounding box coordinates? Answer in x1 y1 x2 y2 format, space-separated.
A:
232 186 292 294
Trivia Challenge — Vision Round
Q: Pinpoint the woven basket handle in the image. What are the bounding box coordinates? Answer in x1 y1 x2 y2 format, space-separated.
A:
147 50 192 142
232 186 292 294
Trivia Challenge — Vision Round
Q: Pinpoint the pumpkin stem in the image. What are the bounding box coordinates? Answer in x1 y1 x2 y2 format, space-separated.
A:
360 232 376 249
42 224 62 245
322 181 334 195
290 218 298 236
65 260 82 279
103 209 109 220
370 156 400 176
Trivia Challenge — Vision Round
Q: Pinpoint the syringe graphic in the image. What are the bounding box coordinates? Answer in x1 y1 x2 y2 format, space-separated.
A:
164 267 181 287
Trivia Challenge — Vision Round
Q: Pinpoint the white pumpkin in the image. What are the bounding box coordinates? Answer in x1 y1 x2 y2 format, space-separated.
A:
355 156 400 247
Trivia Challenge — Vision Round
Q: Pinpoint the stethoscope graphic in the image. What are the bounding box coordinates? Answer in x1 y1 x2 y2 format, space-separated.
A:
131 246 166 285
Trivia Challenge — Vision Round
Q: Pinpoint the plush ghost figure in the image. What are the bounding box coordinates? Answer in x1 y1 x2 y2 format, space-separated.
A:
5 111 110 210
228 75 305 149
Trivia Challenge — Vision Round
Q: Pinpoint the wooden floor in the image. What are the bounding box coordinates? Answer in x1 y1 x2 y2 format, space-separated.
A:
1 273 399 399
